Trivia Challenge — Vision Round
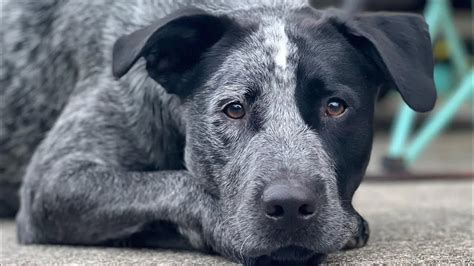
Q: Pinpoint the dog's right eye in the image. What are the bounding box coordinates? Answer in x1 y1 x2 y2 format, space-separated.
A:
223 102 245 119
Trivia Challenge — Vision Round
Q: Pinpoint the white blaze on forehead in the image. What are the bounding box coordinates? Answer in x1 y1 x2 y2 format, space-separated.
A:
262 20 291 69
258 18 307 136
274 23 289 68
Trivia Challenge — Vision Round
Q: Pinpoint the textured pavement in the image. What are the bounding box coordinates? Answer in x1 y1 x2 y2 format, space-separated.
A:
1 180 472 264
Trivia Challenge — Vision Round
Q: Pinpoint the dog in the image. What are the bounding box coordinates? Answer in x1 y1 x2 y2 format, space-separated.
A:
1 0 435 264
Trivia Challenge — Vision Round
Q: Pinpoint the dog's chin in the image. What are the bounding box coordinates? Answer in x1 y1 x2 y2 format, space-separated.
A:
245 246 327 266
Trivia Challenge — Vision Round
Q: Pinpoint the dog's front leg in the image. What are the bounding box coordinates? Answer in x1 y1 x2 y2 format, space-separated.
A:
17 162 216 250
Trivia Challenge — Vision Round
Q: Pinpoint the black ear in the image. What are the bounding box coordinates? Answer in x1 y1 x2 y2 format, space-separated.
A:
340 12 437 112
112 8 230 96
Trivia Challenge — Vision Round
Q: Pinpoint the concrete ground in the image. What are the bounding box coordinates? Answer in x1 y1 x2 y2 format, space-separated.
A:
1 133 473 264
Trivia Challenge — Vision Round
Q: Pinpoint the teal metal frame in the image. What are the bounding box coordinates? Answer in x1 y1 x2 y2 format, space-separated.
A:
384 0 473 171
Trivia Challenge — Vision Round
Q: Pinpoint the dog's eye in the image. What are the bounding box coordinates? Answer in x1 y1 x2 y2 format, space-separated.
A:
325 98 347 118
223 102 245 119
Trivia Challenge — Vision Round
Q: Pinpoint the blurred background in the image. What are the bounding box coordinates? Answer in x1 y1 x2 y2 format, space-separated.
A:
314 0 473 180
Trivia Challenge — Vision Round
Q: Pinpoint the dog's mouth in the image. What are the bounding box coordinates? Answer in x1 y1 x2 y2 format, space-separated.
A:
246 246 327 266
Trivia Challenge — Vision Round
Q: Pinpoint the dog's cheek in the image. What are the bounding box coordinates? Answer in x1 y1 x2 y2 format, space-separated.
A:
322 123 373 201
183 122 222 196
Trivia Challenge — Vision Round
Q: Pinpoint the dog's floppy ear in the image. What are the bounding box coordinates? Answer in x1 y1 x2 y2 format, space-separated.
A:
339 12 437 112
112 8 230 96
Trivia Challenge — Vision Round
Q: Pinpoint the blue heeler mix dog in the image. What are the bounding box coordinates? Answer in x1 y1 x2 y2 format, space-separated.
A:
1 0 435 264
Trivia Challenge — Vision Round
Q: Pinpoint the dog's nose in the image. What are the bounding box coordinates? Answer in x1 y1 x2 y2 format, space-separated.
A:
262 184 317 226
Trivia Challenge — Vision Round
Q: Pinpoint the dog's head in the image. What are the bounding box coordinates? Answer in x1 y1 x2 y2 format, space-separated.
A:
113 4 435 264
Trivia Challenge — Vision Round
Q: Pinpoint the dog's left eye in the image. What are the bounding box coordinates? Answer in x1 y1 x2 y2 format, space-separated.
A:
223 102 245 119
325 98 347 118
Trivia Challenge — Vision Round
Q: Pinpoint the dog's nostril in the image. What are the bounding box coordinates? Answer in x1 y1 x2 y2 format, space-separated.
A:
299 204 315 216
266 204 284 218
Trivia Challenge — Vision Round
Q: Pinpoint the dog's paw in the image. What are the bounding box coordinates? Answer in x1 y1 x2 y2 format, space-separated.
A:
343 216 369 250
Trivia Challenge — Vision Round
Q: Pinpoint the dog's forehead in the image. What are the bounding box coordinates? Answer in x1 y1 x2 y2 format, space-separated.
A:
226 7 314 65
209 10 300 89
208 8 321 106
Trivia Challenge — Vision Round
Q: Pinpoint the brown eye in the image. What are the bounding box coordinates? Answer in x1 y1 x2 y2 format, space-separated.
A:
325 98 347 117
224 102 245 119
